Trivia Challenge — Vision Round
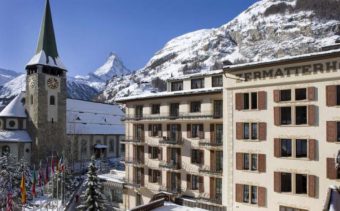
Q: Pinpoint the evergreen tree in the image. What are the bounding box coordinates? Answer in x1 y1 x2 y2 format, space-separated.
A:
77 157 107 211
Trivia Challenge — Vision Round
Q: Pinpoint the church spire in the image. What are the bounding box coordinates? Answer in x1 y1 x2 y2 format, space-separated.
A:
27 0 66 70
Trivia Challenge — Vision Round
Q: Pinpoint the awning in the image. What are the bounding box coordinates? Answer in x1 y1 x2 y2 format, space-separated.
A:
94 144 108 149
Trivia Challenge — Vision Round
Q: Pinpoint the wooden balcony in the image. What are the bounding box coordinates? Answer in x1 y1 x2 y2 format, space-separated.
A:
199 165 223 177
159 137 183 147
121 136 145 145
159 160 181 170
199 139 223 149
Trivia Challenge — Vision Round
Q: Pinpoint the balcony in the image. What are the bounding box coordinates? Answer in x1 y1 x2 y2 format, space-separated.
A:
159 137 183 146
159 160 181 170
199 165 223 177
123 179 142 189
199 139 223 149
124 157 145 167
122 112 220 121
159 186 182 194
121 136 145 145
198 195 222 205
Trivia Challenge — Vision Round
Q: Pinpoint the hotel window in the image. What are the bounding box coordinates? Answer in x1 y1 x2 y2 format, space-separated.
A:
136 193 142 206
295 174 307 194
191 149 203 164
236 91 266 111
191 124 203 138
236 184 265 206
171 81 183 91
151 104 160 114
238 153 262 172
149 124 162 137
251 154 258 171
243 154 249 170
149 147 159 159
280 139 292 157
281 173 292 192
216 178 222 199
216 151 223 172
275 172 316 196
135 105 143 118
191 175 199 190
295 88 307 101
237 122 266 141
243 93 258 110
296 139 307 158
191 78 204 89
280 206 308 211
280 107 292 125
280 89 291 101
212 75 223 87
243 123 257 140
190 101 201 113
148 169 161 183
295 106 307 125
170 103 179 117
243 185 249 203
243 185 257 204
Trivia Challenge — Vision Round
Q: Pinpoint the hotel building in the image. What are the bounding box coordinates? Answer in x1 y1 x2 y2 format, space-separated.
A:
116 71 225 210
223 48 340 211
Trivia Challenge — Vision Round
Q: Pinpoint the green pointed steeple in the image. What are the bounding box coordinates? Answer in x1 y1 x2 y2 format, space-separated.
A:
36 0 59 58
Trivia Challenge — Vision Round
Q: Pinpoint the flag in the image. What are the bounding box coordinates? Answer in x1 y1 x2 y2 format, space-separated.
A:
32 169 36 197
20 173 26 204
6 192 12 211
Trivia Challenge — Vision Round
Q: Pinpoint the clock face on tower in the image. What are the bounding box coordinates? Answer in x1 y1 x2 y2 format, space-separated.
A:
47 78 59 89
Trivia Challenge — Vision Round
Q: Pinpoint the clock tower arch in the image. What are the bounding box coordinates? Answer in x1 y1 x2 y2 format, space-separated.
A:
26 0 67 164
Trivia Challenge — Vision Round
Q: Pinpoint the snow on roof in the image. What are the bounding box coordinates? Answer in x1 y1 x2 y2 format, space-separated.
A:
0 130 32 143
0 92 26 118
66 98 124 135
98 169 125 184
152 202 208 211
27 50 67 71
94 144 107 149
167 69 223 82
116 87 223 102
224 48 340 71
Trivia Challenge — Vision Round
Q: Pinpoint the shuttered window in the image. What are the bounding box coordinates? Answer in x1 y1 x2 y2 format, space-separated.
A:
235 184 265 206
236 122 266 141
274 106 316 126
236 153 265 172
274 87 315 103
275 138 315 160
235 91 266 110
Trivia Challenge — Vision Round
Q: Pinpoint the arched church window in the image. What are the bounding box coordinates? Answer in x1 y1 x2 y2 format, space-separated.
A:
2 145 10 156
50 95 55 105
30 95 33 105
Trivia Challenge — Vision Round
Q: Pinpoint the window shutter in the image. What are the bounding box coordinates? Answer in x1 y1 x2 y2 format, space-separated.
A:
199 176 204 193
274 172 281 193
274 138 281 157
308 139 317 160
141 124 145 141
258 154 266 173
166 172 171 189
235 184 244 203
235 93 244 110
308 175 317 198
236 122 244 140
327 121 337 142
187 124 192 138
210 124 215 144
187 174 191 190
259 122 267 141
236 153 244 170
210 177 216 199
274 107 281 126
327 158 337 179
167 148 171 163
258 91 267 110
326 85 337 106
210 151 216 172
308 87 316 101
273 90 280 103
258 186 266 207
308 105 316 126
199 124 204 139
167 124 170 138
158 148 163 160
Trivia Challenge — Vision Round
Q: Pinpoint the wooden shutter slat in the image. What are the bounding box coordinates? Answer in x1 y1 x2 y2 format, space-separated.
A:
258 91 267 110
166 172 171 189
327 158 337 179
258 154 266 173
327 121 337 142
199 176 204 193
273 90 280 103
236 153 244 170
308 139 317 160
236 122 243 140
210 151 216 172
274 172 281 193
308 87 316 101
274 107 281 126
274 138 281 158
236 93 244 110
326 85 337 107
258 186 266 207
308 175 317 198
187 124 192 138
308 105 316 126
210 177 215 199
235 184 243 203
210 124 215 144
259 122 267 141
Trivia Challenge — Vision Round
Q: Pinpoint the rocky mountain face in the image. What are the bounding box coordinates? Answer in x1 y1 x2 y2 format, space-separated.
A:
0 68 20 85
98 0 340 103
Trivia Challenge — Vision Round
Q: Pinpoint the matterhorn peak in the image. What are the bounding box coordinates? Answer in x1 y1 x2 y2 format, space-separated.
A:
93 52 131 80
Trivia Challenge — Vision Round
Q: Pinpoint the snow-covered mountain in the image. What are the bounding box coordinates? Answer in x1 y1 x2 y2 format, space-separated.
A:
98 0 340 103
74 52 131 91
0 74 100 105
0 68 20 85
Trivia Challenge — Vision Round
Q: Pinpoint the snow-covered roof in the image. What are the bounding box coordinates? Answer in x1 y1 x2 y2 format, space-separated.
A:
0 92 26 118
98 169 125 184
153 202 208 211
67 99 124 135
167 69 223 82
116 87 223 102
27 50 66 70
224 48 340 72
0 130 32 143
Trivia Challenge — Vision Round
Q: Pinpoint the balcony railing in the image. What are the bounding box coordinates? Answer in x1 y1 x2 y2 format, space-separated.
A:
121 136 145 144
159 160 181 170
199 195 222 205
213 111 223 119
159 137 183 146
159 186 182 194
123 179 142 189
199 165 223 176
124 157 145 166
199 139 223 148
122 112 219 121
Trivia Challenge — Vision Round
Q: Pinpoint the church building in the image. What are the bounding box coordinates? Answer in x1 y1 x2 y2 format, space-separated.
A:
0 0 124 164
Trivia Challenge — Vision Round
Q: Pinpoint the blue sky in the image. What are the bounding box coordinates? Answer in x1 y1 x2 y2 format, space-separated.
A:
0 0 257 76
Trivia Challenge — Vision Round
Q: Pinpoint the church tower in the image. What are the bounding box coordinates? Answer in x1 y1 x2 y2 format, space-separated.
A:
26 0 67 164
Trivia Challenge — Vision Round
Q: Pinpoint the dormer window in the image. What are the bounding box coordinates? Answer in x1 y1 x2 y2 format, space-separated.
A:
212 75 223 87
171 81 183 91
191 78 204 89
